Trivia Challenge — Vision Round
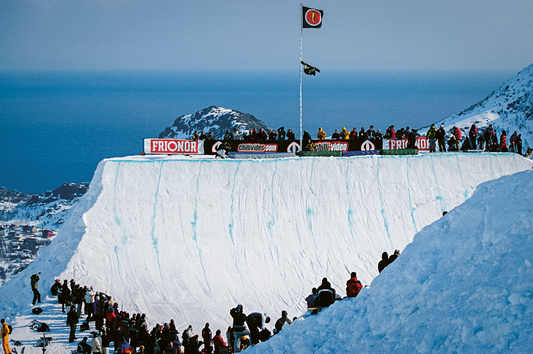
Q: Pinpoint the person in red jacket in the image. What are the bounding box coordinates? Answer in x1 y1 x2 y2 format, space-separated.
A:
346 272 363 298
453 127 462 151
213 329 227 354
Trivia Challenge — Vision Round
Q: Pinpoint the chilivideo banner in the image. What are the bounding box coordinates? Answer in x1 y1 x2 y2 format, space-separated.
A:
144 139 205 154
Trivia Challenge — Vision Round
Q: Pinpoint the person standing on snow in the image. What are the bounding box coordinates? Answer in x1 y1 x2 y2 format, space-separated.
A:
230 304 249 353
30 272 41 305
427 124 437 153
202 323 213 354
1 319 11 354
67 305 79 343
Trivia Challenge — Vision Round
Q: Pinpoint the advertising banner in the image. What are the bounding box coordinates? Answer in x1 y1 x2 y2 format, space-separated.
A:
383 137 429 151
143 139 205 154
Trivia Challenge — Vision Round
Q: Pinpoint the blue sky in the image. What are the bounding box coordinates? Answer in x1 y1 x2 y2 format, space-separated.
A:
1 0 532 72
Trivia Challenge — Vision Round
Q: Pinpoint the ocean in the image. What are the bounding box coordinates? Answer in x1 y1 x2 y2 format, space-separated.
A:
0 70 513 194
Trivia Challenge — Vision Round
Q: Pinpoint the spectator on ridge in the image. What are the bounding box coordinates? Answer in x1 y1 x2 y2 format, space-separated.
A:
316 127 326 140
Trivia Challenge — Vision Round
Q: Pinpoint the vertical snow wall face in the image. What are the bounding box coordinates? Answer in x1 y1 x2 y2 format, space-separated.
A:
2 153 531 331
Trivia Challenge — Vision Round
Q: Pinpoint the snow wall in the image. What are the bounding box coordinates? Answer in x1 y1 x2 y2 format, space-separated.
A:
1 153 531 332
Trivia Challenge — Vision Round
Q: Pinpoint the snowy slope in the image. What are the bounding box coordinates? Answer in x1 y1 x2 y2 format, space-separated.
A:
419 63 533 147
249 168 533 354
0 153 531 336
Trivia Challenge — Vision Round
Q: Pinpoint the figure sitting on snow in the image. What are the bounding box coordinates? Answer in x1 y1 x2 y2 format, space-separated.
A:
316 278 336 307
346 272 363 298
77 337 92 354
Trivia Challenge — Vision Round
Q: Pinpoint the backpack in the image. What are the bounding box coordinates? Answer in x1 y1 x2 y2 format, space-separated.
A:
8 325 12 334
316 289 334 307
33 307 43 315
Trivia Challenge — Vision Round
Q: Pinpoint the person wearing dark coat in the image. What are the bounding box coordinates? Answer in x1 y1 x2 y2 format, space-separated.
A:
230 305 248 353
388 249 400 264
286 129 295 140
316 278 336 307
274 311 291 333
60 280 71 312
436 125 446 152
246 313 270 345
378 252 390 273
67 305 79 342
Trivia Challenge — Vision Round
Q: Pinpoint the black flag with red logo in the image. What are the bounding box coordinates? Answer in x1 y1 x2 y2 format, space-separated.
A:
302 6 323 29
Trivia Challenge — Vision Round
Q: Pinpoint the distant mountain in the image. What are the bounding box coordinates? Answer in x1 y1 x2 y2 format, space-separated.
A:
158 106 273 139
0 183 88 228
419 63 533 147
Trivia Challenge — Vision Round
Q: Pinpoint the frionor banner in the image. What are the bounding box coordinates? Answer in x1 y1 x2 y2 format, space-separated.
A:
143 139 205 154
383 137 429 151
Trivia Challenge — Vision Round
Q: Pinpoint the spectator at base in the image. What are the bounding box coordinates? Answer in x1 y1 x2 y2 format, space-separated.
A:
378 252 389 273
388 249 400 264
346 272 363 298
274 311 292 333
213 330 226 354
77 337 92 354
305 288 318 308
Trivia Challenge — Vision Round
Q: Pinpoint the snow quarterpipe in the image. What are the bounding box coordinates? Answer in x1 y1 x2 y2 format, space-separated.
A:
1 153 531 333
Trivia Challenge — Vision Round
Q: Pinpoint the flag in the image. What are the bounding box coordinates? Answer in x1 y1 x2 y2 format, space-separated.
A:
302 6 323 28
301 61 320 76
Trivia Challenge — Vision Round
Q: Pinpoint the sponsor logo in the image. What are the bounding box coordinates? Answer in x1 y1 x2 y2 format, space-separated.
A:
305 9 322 26
237 143 278 153
315 142 349 152
148 139 200 154
287 142 301 153
387 137 429 151
361 140 376 151
212 141 222 153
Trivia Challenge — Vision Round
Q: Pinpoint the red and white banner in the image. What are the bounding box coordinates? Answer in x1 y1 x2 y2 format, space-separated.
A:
143 139 204 154
383 137 429 151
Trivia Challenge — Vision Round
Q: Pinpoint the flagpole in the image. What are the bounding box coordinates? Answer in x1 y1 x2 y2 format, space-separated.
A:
299 3 303 149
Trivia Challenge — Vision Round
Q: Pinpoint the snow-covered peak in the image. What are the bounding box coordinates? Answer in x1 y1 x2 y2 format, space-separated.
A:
158 106 273 139
419 63 533 146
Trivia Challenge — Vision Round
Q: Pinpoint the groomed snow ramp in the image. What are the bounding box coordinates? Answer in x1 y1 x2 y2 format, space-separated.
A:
0 153 531 333
249 169 533 354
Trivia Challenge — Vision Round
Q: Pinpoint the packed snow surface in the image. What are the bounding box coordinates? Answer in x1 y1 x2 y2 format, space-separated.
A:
0 153 531 348
249 168 533 354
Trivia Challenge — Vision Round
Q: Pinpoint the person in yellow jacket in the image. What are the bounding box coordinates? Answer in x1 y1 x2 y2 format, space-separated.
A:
316 127 326 140
1 319 11 354
340 127 350 140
